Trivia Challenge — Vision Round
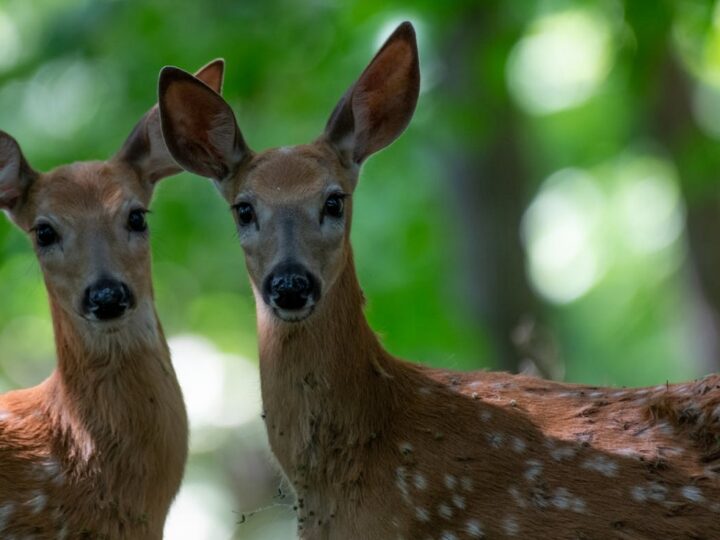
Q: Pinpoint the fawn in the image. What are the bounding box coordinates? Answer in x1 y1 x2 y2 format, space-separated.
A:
0 60 224 539
158 24 720 539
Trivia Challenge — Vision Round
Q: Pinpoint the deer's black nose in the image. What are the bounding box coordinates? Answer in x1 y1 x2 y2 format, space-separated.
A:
83 279 134 321
264 264 318 312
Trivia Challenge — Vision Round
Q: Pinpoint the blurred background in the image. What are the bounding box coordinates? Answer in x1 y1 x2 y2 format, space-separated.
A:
1 0 720 537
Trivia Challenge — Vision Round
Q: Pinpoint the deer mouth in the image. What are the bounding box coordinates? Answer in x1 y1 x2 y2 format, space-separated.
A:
272 304 316 323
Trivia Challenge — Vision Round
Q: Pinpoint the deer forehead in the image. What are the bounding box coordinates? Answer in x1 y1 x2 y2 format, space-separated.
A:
30 162 148 220
239 145 351 203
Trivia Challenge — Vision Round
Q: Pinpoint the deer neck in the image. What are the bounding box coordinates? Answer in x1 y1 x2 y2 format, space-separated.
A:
44 296 187 475
257 249 402 484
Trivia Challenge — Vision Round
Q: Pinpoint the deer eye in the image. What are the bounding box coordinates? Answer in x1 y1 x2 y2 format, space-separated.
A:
323 194 344 219
235 202 256 226
35 223 59 248
127 209 148 233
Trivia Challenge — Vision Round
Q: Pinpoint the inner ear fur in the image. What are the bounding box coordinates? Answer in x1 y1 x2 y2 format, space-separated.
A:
323 21 420 166
116 59 227 184
158 66 250 181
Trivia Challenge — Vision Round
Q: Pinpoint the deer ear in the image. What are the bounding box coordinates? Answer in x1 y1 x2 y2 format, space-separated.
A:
0 132 37 219
158 66 249 181
323 22 420 166
115 59 227 184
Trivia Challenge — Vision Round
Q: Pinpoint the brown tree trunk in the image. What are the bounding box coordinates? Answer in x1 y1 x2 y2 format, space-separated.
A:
439 5 553 374
653 56 720 374
627 2 720 373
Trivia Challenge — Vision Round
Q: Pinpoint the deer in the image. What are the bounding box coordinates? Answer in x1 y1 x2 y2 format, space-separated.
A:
0 60 225 539
157 23 720 539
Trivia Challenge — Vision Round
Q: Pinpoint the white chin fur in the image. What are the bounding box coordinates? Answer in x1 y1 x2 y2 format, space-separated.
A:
272 305 315 323
78 304 159 352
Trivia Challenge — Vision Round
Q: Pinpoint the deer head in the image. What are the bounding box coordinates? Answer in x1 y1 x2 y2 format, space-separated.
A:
0 60 225 347
158 23 419 323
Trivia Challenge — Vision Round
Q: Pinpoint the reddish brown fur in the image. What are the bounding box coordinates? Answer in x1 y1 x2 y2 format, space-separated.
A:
0 60 224 539
158 24 720 539
257 249 720 539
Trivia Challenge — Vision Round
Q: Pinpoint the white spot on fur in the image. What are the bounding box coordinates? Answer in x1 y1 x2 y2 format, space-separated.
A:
0 502 14 531
503 515 520 536
399 442 413 455
440 532 458 540
79 438 95 462
415 506 430 522
548 486 585 512
681 486 704 503
460 476 474 492
445 474 457 490
612 447 641 459
26 491 47 514
575 432 593 444
633 482 668 503
581 456 618 477
631 485 647 502
277 146 294 155
552 487 572 510
487 432 504 448
589 391 603 398
550 446 576 461
647 482 668 502
524 459 543 482
659 446 684 457
413 473 427 490
41 458 64 486
508 486 527 508
395 467 410 502
466 519 484 537
572 497 587 513
438 502 453 519
511 436 526 453
655 420 674 436
0 410 12 421
452 494 466 509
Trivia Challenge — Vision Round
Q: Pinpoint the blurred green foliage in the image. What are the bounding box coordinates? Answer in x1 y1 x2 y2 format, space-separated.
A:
2 0 720 537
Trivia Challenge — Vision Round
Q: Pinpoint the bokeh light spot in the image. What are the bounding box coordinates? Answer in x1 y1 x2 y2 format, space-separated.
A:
0 10 21 73
614 160 683 254
507 9 614 115
22 59 107 139
523 169 606 304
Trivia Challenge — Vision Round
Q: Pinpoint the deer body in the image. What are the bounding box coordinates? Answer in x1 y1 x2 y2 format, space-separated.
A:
158 24 720 539
0 60 225 538
260 245 720 539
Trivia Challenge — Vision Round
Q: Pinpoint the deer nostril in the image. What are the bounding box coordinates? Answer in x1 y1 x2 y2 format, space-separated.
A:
83 279 134 321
